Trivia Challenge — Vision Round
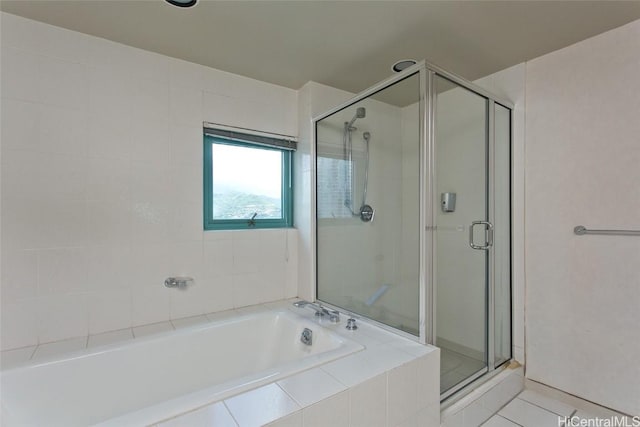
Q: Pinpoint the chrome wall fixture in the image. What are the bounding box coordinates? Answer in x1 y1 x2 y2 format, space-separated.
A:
574 225 640 236
164 277 194 289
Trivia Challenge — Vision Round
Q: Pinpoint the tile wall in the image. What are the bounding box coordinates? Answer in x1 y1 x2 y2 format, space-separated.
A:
0 12 299 350
525 18 640 415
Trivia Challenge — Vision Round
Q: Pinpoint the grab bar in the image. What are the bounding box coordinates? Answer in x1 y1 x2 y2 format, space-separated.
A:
574 225 640 236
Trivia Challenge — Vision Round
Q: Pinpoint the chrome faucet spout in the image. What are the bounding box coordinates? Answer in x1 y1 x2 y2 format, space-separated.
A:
293 300 341 323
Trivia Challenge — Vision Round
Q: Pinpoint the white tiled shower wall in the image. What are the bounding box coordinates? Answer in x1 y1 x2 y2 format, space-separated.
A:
0 12 299 350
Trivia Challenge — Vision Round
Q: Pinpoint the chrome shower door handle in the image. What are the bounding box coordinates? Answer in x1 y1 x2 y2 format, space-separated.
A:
469 221 494 250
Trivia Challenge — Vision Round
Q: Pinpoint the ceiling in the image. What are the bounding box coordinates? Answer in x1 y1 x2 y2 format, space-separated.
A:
2 1 640 96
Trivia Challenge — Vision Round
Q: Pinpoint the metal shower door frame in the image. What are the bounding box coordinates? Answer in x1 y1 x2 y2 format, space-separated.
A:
311 61 514 372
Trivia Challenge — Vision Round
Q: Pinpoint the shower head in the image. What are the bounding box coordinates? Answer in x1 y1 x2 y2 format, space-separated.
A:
347 107 366 128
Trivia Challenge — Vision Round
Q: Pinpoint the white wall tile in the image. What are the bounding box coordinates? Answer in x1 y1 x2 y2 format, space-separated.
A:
131 198 171 244
131 285 171 327
86 113 133 160
37 104 88 155
86 158 131 202
87 66 134 123
416 403 440 427
301 391 349 427
285 229 299 299
349 374 387 427
203 240 234 278
1 12 299 350
169 85 203 126
387 361 419 426
170 285 206 319
130 243 171 288
0 299 38 350
86 245 133 292
525 19 640 415
0 99 39 151
232 234 264 275
170 161 202 204
37 293 88 343
416 350 440 410
38 55 89 110
169 241 203 281
1 47 40 102
3 150 87 200
233 273 265 308
130 79 169 123
1 250 38 300
88 288 132 334
37 248 88 295
169 125 202 197
169 203 203 242
2 197 87 250
86 201 132 246
129 120 170 167
201 275 235 314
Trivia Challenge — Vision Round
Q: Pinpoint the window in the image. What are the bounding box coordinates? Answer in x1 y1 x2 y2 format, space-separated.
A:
203 127 294 230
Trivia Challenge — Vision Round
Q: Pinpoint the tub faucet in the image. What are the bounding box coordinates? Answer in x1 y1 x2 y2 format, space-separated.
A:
293 300 341 323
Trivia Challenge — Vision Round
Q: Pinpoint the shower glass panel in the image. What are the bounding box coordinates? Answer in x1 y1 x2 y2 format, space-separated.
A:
316 73 421 336
434 75 489 395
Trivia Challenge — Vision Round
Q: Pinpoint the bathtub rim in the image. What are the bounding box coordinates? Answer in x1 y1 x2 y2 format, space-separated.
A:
0 306 365 427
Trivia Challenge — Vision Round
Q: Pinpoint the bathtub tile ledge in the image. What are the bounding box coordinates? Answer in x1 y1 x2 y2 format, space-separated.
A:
277 367 347 407
158 402 238 427
224 383 300 427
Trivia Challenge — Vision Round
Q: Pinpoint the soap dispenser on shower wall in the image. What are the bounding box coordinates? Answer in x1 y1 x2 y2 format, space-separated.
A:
441 192 456 212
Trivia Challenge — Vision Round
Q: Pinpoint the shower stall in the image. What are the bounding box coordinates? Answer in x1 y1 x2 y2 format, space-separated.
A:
313 61 512 399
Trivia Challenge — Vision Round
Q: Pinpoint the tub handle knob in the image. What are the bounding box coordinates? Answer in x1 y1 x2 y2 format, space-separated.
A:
346 318 358 330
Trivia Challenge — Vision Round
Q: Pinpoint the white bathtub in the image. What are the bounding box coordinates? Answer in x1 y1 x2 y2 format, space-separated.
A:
0 308 363 426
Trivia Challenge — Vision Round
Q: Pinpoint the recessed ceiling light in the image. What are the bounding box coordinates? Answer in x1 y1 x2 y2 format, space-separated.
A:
392 59 417 73
165 0 198 8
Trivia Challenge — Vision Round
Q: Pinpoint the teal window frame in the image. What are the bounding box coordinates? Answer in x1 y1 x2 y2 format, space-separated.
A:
203 135 293 230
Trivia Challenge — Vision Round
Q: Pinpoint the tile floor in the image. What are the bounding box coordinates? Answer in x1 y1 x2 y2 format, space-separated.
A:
482 389 634 427
440 347 486 393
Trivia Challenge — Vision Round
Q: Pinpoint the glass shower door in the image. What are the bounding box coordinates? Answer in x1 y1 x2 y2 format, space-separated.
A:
434 75 490 395
315 72 422 336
